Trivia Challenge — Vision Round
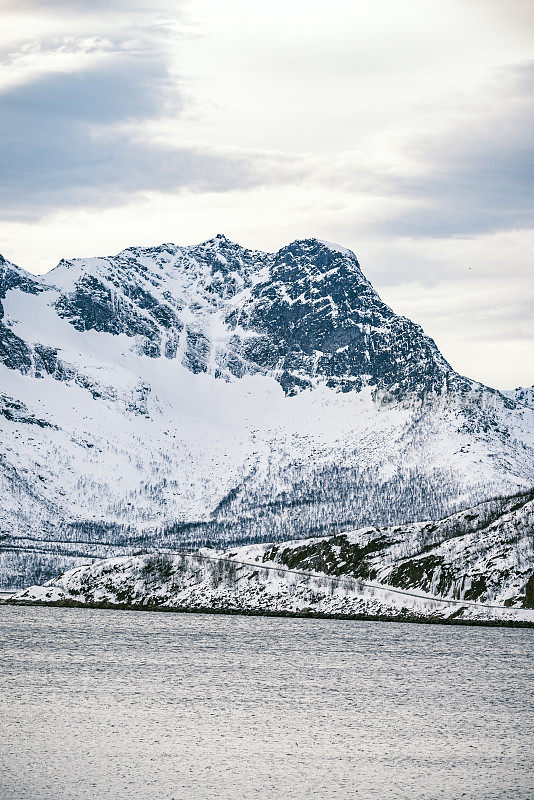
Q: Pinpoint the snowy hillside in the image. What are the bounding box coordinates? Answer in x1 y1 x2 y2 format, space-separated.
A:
1 236 534 587
233 488 534 608
12 489 534 623
504 386 534 411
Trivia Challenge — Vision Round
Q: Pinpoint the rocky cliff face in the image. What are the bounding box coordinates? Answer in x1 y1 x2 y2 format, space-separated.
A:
0 236 533 587
2 236 472 397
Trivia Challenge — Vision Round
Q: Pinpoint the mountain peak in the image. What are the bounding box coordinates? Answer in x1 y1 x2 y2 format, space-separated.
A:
316 238 357 257
278 237 360 265
2 232 462 398
194 233 234 249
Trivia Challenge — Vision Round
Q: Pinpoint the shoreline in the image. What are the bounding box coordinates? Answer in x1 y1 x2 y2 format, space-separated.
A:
4 597 533 629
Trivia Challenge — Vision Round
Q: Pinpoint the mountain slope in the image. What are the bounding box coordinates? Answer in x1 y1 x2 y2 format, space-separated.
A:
12 489 534 623
1 236 533 587
504 386 534 411
235 487 534 607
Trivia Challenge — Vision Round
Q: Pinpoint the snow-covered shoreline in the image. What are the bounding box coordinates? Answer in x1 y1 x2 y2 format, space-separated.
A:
6 598 533 628
10 548 533 627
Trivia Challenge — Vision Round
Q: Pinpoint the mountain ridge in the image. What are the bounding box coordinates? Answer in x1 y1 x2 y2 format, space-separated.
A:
0 235 533 588
3 235 518 403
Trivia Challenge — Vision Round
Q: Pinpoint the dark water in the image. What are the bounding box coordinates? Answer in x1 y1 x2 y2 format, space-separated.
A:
1 606 533 800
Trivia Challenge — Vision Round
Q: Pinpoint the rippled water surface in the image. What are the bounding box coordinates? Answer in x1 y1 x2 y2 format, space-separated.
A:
1 606 533 800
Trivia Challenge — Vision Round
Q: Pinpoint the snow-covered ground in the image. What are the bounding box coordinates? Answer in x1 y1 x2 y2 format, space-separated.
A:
1 237 533 589
12 549 532 624
12 487 534 624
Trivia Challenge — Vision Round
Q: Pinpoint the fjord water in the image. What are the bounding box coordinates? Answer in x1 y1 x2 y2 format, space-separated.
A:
1 607 532 800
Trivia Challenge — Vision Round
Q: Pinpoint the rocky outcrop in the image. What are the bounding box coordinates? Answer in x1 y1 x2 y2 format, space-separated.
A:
248 488 534 607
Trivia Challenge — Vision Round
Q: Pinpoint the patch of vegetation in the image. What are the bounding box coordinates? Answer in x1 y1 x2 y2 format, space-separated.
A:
141 552 174 581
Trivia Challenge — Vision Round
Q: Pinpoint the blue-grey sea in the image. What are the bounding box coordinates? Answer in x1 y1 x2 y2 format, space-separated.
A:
1 605 532 800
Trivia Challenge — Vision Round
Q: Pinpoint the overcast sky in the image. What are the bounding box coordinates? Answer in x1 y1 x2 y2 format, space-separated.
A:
1 0 532 389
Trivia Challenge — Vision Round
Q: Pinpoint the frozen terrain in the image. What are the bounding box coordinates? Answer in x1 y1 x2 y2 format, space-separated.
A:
13 487 534 623
1 236 533 588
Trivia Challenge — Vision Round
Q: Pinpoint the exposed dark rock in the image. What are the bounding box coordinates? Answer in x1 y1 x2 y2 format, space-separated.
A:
524 573 534 609
0 393 55 428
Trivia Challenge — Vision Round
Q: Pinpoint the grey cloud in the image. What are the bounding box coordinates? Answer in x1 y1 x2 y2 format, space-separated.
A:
3 2 533 242
378 64 534 237
385 144 533 238
0 0 303 222
299 62 534 240
2 56 175 124
0 51 285 221
0 0 235 220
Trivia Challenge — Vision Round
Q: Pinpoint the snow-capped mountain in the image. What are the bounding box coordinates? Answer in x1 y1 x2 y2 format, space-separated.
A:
1 235 533 587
